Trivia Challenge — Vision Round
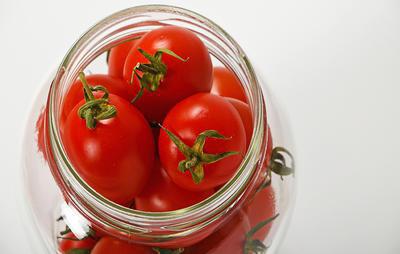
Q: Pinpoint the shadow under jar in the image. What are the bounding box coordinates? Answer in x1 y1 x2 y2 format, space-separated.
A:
22 5 296 254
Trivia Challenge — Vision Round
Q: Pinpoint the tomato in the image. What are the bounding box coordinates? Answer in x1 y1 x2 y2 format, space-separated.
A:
63 89 154 205
61 74 134 127
227 98 253 149
91 237 152 254
135 160 214 212
158 93 246 191
243 186 276 241
186 211 251 254
108 40 136 78
211 67 247 103
58 232 97 254
123 26 213 123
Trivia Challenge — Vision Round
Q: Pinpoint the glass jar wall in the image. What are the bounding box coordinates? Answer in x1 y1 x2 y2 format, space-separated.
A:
21 5 295 254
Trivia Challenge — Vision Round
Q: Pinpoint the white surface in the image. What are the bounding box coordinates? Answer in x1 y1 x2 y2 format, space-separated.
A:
0 0 399 253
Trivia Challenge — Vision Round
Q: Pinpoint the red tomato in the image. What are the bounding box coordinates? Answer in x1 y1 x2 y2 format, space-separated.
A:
63 94 154 205
227 98 253 149
108 40 136 78
61 74 134 127
186 211 251 254
135 160 214 212
123 26 213 123
91 237 152 254
158 93 246 191
211 67 247 103
59 232 97 254
243 186 276 240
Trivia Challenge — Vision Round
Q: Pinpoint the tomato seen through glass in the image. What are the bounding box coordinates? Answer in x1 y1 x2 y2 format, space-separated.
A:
55 24 291 253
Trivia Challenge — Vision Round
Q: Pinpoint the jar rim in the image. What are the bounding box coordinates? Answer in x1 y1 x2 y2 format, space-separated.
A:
47 4 266 238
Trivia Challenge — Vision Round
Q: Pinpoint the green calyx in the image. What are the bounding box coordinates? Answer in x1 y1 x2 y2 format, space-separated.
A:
77 72 117 129
152 247 184 254
67 249 91 254
269 147 295 178
244 214 279 254
130 48 188 103
160 125 238 184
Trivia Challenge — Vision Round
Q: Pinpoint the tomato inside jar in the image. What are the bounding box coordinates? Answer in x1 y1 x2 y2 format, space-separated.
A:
29 5 295 254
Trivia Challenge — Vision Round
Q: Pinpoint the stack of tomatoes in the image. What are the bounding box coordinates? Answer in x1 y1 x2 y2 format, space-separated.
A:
59 26 275 254
61 25 252 209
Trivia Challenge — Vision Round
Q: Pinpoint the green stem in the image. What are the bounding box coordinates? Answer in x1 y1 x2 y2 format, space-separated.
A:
79 72 94 101
152 247 184 254
268 147 295 177
67 249 91 254
160 125 238 184
130 48 188 103
77 72 117 129
244 214 279 254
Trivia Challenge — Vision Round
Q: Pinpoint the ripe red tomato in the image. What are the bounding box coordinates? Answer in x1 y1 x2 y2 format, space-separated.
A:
135 160 214 212
211 67 247 103
91 237 152 254
243 186 276 241
108 40 136 78
158 93 246 191
123 26 213 123
227 98 253 149
185 211 251 254
63 94 154 205
61 74 134 126
59 232 97 254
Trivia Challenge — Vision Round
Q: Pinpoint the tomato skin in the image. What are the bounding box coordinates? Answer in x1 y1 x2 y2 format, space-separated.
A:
135 160 214 212
244 186 276 240
123 26 213 123
63 94 154 205
211 67 247 103
227 98 253 149
58 232 97 254
61 74 134 126
186 211 251 254
159 93 246 191
108 41 136 78
91 237 153 254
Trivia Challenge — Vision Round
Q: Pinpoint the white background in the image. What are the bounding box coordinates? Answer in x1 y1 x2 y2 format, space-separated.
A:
1 0 399 253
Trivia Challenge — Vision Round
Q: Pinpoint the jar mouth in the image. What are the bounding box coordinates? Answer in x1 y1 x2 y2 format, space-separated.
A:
48 4 266 236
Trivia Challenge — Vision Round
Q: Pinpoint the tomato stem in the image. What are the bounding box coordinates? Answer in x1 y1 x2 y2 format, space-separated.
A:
77 72 117 129
160 125 238 184
130 48 188 103
67 249 91 254
152 247 184 254
268 147 295 178
244 214 279 254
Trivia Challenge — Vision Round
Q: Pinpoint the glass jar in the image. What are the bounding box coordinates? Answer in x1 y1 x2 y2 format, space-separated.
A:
21 5 295 254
